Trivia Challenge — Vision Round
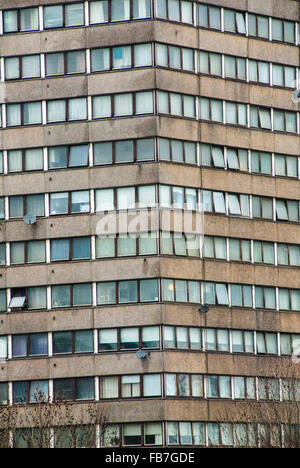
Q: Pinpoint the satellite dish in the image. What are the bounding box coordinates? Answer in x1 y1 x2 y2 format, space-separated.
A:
199 304 210 313
136 349 147 359
292 89 300 103
23 214 37 225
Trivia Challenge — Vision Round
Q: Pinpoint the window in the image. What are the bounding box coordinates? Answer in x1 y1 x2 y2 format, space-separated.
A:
0 244 5 266
273 64 296 88
52 283 92 308
0 336 8 360
89 1 109 24
273 110 297 133
255 288 276 310
13 381 49 404
276 199 299 222
9 287 46 311
156 44 195 72
200 98 223 122
123 424 142 446
47 98 87 123
156 0 193 24
224 55 246 80
226 102 247 126
229 238 251 262
230 284 253 307
5 55 41 80
252 196 273 219
274 154 298 178
278 243 300 267
9 194 45 219
204 236 226 260
234 377 256 399
3 8 39 33
232 330 254 353
53 330 94 355
159 139 197 164
224 9 246 34
54 378 94 402
204 282 229 306
199 51 222 76
249 60 270 85
250 106 271 130
198 4 221 29
272 18 295 44
205 329 229 352
97 279 158 305
44 3 84 29
7 102 42 127
207 375 231 398
51 237 91 261
202 190 226 214
228 193 249 217
50 191 90 215
158 92 195 118
0 290 6 313
0 383 8 406
248 14 269 39
258 378 280 401
8 148 44 173
10 240 46 264
253 241 274 264
46 50 86 76
12 333 48 358
165 374 203 397
251 151 272 175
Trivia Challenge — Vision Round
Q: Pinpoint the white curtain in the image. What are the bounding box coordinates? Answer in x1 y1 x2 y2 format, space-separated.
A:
96 237 115 257
99 329 117 348
24 102 42 125
90 1 108 23
122 375 140 397
8 150 22 172
170 93 182 116
26 194 44 216
144 423 162 445
91 48 110 71
46 53 64 76
48 100 66 122
101 377 118 398
111 0 130 21
69 98 87 121
134 44 152 67
114 93 133 116
27 240 45 263
28 287 47 309
136 91 153 114
144 374 161 397
191 375 203 396
7 104 21 126
5 57 19 79
22 55 40 78
20 8 39 31
117 187 135 209
96 188 114 211
0 336 7 359
138 185 156 207
93 96 112 118
142 326 159 347
65 3 84 27
113 46 131 69
25 148 43 171
156 44 168 67
4 10 18 32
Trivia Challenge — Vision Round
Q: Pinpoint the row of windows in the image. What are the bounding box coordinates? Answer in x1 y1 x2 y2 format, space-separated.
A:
2 1 299 47
1 233 300 269
1 373 298 406
7 421 300 448
204 236 300 267
1 91 154 128
2 185 300 223
1 93 299 135
0 233 202 266
204 189 300 223
0 139 298 180
199 50 298 88
1 279 300 312
3 43 298 92
201 143 299 178
1 325 298 359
